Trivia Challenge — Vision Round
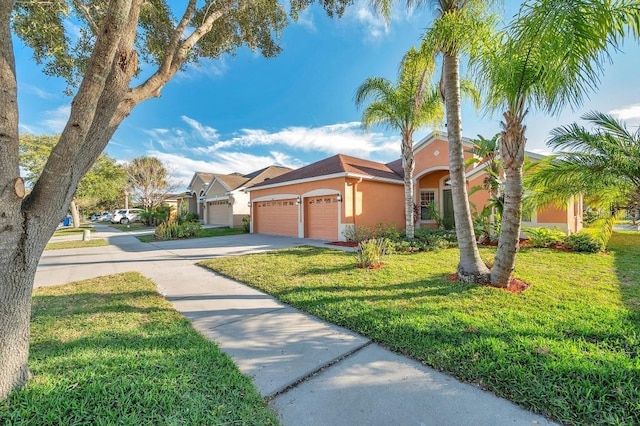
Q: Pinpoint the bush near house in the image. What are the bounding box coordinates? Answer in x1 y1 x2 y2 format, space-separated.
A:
523 227 566 248
566 218 614 253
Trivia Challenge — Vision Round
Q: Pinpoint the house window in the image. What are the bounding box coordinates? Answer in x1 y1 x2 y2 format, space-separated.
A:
420 190 436 220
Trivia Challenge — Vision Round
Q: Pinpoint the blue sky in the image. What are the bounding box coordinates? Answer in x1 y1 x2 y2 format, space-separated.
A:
14 1 640 189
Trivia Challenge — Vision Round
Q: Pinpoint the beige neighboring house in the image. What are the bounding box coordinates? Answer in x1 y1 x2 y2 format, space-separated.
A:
186 166 291 227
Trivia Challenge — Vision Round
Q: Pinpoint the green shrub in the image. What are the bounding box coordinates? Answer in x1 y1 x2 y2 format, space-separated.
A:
154 221 202 240
242 216 251 233
565 218 614 253
343 223 400 243
355 238 392 268
523 227 566 248
565 231 603 253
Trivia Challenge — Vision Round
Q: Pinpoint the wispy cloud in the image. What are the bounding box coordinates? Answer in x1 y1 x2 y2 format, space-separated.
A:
195 121 399 157
43 105 71 133
609 104 640 124
342 0 391 41
295 8 316 31
23 84 57 100
179 57 229 80
147 150 303 188
181 115 220 141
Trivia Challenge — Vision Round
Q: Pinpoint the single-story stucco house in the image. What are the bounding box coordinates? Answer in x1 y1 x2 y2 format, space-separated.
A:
185 166 291 227
245 133 583 241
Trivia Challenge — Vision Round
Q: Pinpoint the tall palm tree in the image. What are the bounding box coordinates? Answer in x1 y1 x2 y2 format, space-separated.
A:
478 0 640 287
419 0 496 282
525 111 640 216
355 47 443 239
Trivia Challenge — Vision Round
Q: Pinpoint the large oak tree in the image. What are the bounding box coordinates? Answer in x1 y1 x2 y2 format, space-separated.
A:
0 0 351 399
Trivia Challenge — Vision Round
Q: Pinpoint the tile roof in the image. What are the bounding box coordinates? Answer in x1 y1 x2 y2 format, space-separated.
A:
251 154 403 188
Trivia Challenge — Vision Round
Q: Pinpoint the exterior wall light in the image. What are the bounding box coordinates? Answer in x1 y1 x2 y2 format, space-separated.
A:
296 197 302 205
336 194 342 202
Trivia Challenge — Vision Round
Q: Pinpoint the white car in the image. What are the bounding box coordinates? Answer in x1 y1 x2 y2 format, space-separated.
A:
111 208 143 224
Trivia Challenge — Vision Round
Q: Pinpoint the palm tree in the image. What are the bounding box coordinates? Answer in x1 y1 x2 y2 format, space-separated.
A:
525 111 640 217
478 0 640 287
419 0 496 282
355 47 443 239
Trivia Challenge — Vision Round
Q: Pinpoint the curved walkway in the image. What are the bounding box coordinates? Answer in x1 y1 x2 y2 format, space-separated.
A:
36 225 556 426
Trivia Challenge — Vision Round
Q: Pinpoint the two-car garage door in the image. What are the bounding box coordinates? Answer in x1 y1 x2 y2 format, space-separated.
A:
253 199 298 236
253 196 339 240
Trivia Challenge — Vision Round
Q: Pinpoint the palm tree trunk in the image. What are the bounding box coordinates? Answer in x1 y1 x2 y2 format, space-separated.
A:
443 52 490 283
491 111 526 287
403 134 416 239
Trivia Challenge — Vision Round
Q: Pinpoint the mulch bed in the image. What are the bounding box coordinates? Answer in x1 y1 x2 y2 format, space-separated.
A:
447 272 529 294
327 241 358 248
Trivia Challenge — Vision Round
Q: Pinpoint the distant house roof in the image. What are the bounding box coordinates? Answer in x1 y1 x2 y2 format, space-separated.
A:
187 171 216 191
248 154 403 191
200 165 294 197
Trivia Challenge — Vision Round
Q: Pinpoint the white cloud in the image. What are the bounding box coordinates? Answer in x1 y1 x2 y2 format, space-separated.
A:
181 115 220 141
43 105 71 133
196 121 399 157
295 8 316 31
179 57 229 80
23 84 57 100
342 0 391 41
609 104 640 123
147 150 303 189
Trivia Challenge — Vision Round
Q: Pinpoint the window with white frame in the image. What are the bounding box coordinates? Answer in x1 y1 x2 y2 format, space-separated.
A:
420 190 436 220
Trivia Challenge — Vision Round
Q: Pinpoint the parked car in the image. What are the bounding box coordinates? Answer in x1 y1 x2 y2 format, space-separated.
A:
111 208 143 224
99 211 112 222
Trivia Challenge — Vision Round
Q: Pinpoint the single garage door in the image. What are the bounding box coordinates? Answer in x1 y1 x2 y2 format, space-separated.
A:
207 200 228 225
305 196 339 240
254 199 298 236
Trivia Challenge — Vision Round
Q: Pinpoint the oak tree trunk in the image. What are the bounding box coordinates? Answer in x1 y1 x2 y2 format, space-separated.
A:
0 0 141 399
443 52 490 283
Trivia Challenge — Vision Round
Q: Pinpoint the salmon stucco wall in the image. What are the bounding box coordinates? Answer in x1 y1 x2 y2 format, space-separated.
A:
351 179 404 229
537 205 568 224
467 174 491 215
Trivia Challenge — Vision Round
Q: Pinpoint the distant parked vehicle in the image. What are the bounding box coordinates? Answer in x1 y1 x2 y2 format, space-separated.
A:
99 212 112 222
111 208 143 224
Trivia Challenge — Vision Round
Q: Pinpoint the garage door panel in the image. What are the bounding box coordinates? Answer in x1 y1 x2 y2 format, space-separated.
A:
254 199 298 236
207 201 228 225
305 197 338 240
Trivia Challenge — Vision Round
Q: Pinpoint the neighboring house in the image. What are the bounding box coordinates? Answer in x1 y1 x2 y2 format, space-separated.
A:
246 133 583 241
186 166 292 227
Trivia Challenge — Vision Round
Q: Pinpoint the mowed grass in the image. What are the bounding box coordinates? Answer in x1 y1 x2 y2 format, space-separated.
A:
52 225 94 236
137 226 246 243
200 232 640 425
45 238 108 250
0 273 277 425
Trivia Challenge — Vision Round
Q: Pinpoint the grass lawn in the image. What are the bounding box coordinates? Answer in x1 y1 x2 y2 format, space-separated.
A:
0 273 277 425
137 226 246 243
53 225 94 237
108 222 151 232
45 239 109 250
200 232 640 425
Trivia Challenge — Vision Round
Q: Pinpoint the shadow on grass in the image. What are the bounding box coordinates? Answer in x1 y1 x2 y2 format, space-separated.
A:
610 232 640 316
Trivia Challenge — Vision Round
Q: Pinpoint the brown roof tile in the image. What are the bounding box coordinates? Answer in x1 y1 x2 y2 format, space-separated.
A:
251 154 403 188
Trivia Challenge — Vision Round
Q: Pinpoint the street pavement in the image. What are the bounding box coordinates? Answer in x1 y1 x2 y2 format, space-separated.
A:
35 224 556 426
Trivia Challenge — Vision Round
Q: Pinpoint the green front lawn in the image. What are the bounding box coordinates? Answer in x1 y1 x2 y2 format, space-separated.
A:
108 222 151 232
0 273 277 425
138 226 246 242
200 232 640 425
53 225 94 236
45 238 108 250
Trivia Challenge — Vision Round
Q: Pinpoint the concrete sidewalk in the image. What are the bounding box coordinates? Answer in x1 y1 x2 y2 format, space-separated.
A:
36 225 555 426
